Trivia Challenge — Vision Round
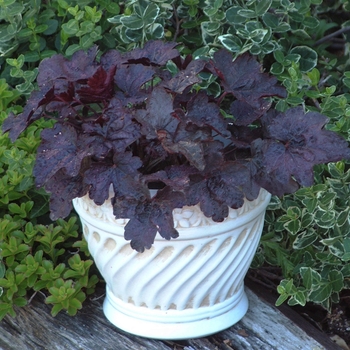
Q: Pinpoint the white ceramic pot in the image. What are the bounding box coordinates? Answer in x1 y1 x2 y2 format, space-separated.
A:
72 189 271 339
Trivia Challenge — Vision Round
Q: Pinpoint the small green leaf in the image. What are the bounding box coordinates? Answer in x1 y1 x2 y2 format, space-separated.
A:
290 46 318 72
303 17 319 28
262 12 279 28
274 22 290 33
293 290 306 306
50 303 63 317
62 19 79 35
308 284 332 303
124 28 143 42
43 20 59 35
301 197 317 212
218 34 242 52
225 6 246 24
120 15 143 29
65 44 81 56
34 24 48 34
255 0 272 16
293 230 317 249
238 9 256 18
307 68 320 86
106 3 120 15
270 62 284 75
148 23 164 39
328 270 343 293
337 208 349 227
275 293 289 306
273 50 284 63
300 267 313 290
284 219 301 235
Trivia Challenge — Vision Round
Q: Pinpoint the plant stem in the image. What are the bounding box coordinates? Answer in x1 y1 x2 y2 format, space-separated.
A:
314 26 350 46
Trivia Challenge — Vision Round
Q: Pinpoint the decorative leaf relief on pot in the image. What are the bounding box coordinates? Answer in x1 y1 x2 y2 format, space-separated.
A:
74 189 269 229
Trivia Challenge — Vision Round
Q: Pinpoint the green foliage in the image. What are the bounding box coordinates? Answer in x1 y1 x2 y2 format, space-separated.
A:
0 210 99 319
1 0 350 317
6 54 38 95
108 0 170 46
255 161 350 311
253 46 350 309
107 0 330 59
0 82 99 320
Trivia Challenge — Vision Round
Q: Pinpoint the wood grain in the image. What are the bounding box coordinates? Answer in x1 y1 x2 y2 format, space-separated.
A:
0 286 339 350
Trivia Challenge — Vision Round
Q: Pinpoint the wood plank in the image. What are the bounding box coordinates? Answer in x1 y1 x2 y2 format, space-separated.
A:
0 286 339 350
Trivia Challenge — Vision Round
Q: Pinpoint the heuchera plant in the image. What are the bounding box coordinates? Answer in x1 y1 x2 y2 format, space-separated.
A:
3 41 350 252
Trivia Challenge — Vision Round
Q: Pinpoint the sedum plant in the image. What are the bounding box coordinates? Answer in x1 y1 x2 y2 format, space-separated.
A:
2 40 350 253
0 81 99 320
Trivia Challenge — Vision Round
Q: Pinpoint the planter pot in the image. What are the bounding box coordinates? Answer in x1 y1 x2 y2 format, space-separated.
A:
72 189 271 339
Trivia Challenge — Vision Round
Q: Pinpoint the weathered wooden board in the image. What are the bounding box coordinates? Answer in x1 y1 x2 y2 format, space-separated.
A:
0 286 339 350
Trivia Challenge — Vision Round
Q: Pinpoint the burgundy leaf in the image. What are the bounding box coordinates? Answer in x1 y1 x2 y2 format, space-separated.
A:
186 175 229 221
211 50 286 125
34 124 92 187
123 40 180 66
51 81 76 103
226 123 262 150
140 138 169 166
251 138 300 196
112 195 140 219
185 161 259 221
115 64 155 101
84 152 145 205
230 100 269 126
143 164 197 190
184 92 230 136
77 65 116 103
82 98 141 152
37 46 99 87
45 170 89 220
153 187 184 238
157 123 212 170
209 161 260 203
123 187 184 252
172 54 195 70
124 215 158 252
100 49 124 72
135 86 179 138
115 65 146 93
2 86 55 142
252 107 350 195
161 59 206 93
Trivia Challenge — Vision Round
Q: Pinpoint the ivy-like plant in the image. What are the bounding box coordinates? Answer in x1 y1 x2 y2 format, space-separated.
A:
3 40 350 252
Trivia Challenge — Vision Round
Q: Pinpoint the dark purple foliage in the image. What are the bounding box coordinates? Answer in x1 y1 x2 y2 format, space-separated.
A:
3 40 350 252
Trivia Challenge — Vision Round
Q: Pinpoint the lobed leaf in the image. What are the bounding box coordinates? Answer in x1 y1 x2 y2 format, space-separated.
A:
161 59 206 93
123 187 185 252
44 171 89 221
34 124 91 187
2 86 55 142
211 50 286 125
252 107 350 196
37 46 99 87
114 64 155 105
135 86 179 139
123 40 180 66
84 152 146 206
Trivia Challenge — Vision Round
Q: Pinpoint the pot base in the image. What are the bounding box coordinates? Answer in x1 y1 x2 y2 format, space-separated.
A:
103 285 249 340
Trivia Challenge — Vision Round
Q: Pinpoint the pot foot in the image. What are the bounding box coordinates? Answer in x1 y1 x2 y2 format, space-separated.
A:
102 285 249 340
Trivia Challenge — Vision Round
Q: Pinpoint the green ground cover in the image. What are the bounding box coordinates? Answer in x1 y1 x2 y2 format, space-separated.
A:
1 0 350 321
